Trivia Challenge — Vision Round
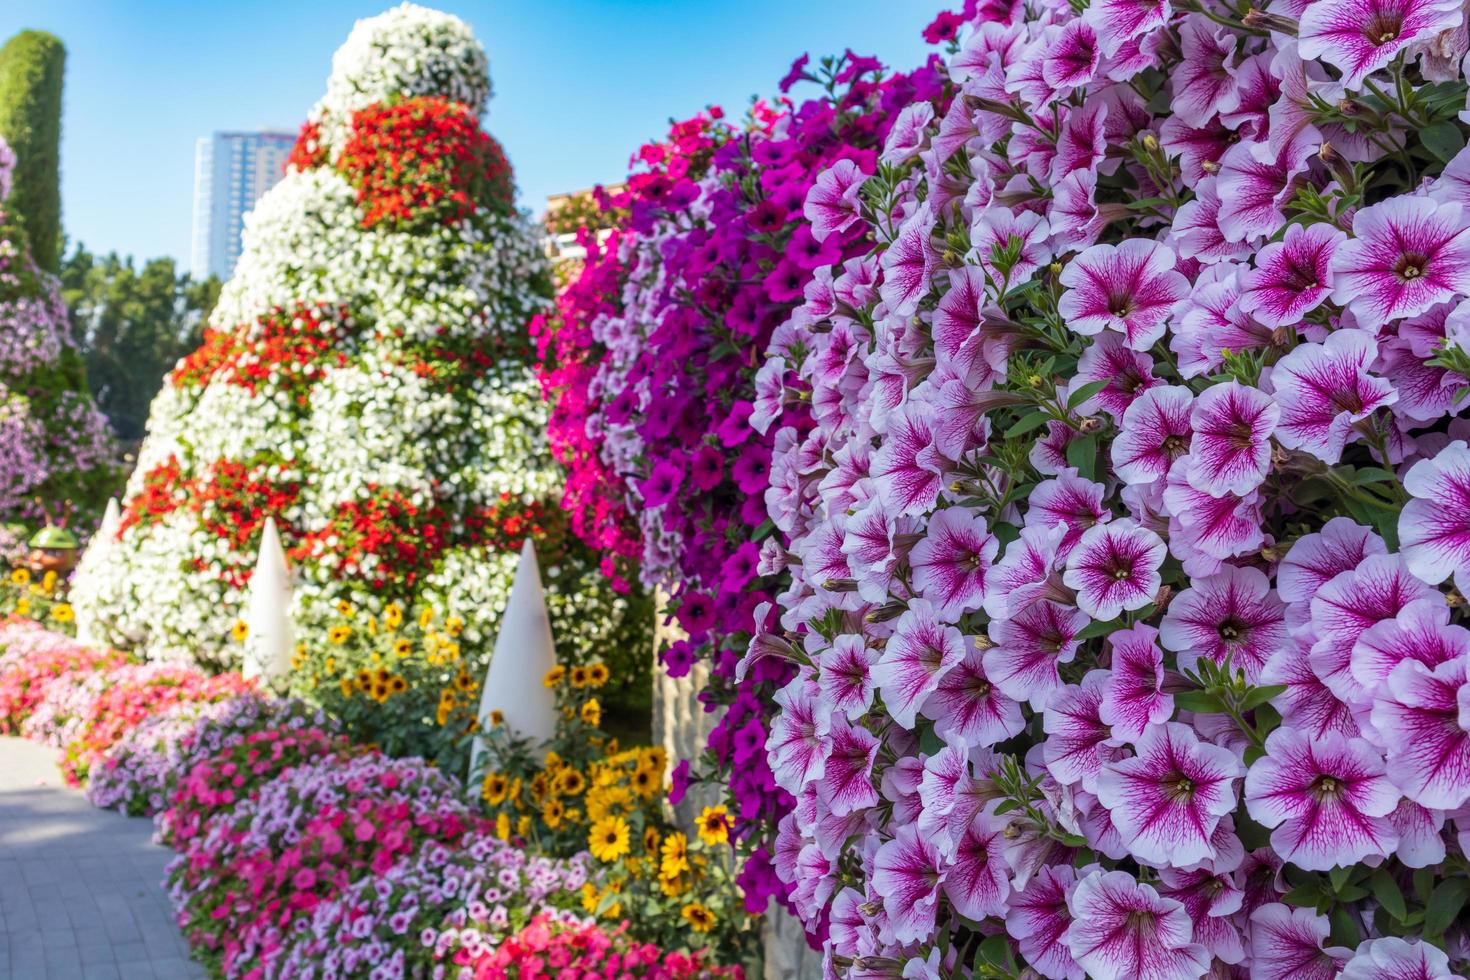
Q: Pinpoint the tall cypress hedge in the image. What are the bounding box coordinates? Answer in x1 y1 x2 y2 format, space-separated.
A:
0 30 64 272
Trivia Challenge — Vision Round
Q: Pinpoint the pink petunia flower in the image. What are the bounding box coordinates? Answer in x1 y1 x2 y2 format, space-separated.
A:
1400 440 1470 595
1216 141 1307 244
1309 554 1435 704
984 521 1067 620
1027 470 1110 554
1248 904 1348 980
1096 722 1244 868
971 206 1053 293
817 634 878 721
1350 597 1469 699
1157 866 1246 964
1369 658 1470 810
1065 870 1210 980
1340 937 1463 980
984 600 1089 709
1270 329 1398 464
1097 624 1173 743
872 599 966 728
1244 727 1400 871
1168 16 1240 127
871 824 945 943
879 204 938 317
922 639 1024 749
1005 864 1082 980
1159 564 1288 684
1239 221 1347 326
1043 670 1119 792
1073 331 1162 419
1330 196 1470 329
910 506 999 620
1058 239 1190 350
1299 0 1464 89
943 812 1012 920
1185 381 1280 497
1112 385 1194 485
1062 519 1167 621
1277 517 1387 609
804 159 868 243
815 716 881 816
871 404 946 517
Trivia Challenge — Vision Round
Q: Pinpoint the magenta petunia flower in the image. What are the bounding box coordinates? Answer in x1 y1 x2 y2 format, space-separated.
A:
910 506 999 620
1041 19 1101 92
871 403 946 517
871 824 945 943
815 716 881 816
1270 329 1398 464
1028 470 1110 554
922 640 1024 749
872 598 966 728
1162 460 1265 569
983 521 1067 620
1216 141 1304 244
879 203 938 317
1262 637 1364 741
1341 937 1462 980
985 599 1089 709
971 206 1053 293
1073 330 1162 419
1369 658 1470 810
1112 385 1194 485
1096 722 1244 869
1400 440 1470 595
1159 564 1288 683
1097 624 1173 743
804 159 868 243
767 677 830 795
1084 0 1171 56
1277 517 1386 609
1169 16 1240 127
1185 381 1280 497
1238 221 1346 326
1157 866 1246 964
1065 870 1210 980
1248 904 1347 980
1350 597 1469 698
817 634 877 721
1062 519 1167 621
1043 670 1118 792
1058 239 1189 350
1330 196 1470 329
1244 727 1400 871
1309 554 1435 704
1299 0 1464 89
1005 865 1082 980
943 812 1012 921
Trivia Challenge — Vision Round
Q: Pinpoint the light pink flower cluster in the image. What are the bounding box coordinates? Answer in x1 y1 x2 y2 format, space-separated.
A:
746 2 1470 976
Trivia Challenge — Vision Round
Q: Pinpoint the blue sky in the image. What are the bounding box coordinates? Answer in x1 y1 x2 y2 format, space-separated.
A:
0 1 935 269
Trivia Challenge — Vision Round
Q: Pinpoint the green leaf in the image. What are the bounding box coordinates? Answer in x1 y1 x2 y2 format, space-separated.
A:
1421 121 1466 163
1067 379 1110 410
1066 433 1097 481
1329 905 1361 948
993 799 1020 815
1370 869 1408 922
1174 690 1226 713
1424 878 1470 936
976 934 1010 968
1328 866 1352 892
1239 684 1288 712
1283 883 1322 908
1077 618 1124 641
1005 411 1051 439
1349 467 1397 486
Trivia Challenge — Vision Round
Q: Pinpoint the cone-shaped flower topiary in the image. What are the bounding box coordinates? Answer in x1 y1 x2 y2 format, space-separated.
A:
73 4 637 682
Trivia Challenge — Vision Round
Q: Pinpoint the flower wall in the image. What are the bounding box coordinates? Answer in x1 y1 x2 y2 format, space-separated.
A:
70 4 637 674
0 135 117 526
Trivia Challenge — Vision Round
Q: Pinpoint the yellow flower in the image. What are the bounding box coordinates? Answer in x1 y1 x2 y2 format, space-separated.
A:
580 698 601 727
482 772 510 806
630 766 660 800
587 662 610 688
328 625 351 645
660 832 690 880
49 604 75 624
543 798 566 828
41 570 57 593
517 815 532 838
643 825 661 854
231 620 249 642
10 567 30 585
384 603 404 630
418 606 435 629
570 665 590 688
682 902 716 933
336 599 355 617
489 709 505 728
554 769 586 796
325 656 336 673
392 639 412 658
641 746 667 776
388 675 407 695
588 815 631 863
543 665 566 687
340 677 354 698
15 597 29 616
495 812 511 841
697 805 731 847
580 882 600 914
660 871 691 898
445 614 464 636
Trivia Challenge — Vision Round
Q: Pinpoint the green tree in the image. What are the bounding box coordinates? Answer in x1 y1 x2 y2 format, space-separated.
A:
60 245 221 445
0 30 64 272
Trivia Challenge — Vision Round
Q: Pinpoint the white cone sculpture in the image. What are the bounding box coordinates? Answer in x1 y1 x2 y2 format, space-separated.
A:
242 517 294 684
74 497 121 646
470 539 558 781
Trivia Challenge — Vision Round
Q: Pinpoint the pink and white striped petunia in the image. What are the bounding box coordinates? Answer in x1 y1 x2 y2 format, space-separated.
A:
1369 658 1470 810
1157 866 1246 964
1096 722 1245 868
1083 0 1171 57
1239 221 1347 326
804 159 868 243
815 716 881 816
1112 385 1194 485
1185 381 1280 497
1270 329 1398 464
1062 519 1167 620
1330 196 1470 329
1097 624 1173 743
1309 554 1436 704
817 634 878 721
768 677 830 794
921 639 1025 749
984 521 1067 620
1400 440 1470 595
1058 239 1190 350
1350 597 1469 698
1027 470 1110 554
1340 937 1463 980
1006 865 1083 980
943 812 1012 921
1043 670 1118 792
1248 904 1348 980
872 598 967 728
1277 517 1387 609
871 824 945 943
1244 727 1400 871
910 506 999 620
985 599 1089 709
1065 870 1210 980
1299 0 1464 89
971 206 1053 292
878 203 938 317
871 404 946 517
1160 564 1289 683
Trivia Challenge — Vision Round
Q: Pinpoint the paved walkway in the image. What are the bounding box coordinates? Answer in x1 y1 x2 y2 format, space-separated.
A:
0 736 203 979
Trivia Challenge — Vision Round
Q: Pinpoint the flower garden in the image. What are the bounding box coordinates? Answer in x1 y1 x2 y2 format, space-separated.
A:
5 0 1470 976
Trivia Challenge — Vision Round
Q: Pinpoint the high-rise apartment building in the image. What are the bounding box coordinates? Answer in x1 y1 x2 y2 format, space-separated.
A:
189 131 295 282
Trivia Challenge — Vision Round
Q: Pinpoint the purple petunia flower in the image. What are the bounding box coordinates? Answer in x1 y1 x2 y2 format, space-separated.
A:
871 824 945 943
1277 517 1387 610
1185 381 1279 497
1340 937 1463 980
971 206 1053 293
872 598 966 728
1299 0 1463 89
1400 440 1470 595
1248 904 1347 980
1160 564 1288 683
1112 385 1194 485
1062 519 1167 621
1042 670 1118 792
804 159 867 243
1058 239 1190 350
943 812 1012 920
1065 869 1210 980
817 634 877 721
922 640 1024 749
1369 658 1470 810
984 599 1089 709
1244 727 1400 871
910 506 999 620
1005 864 1081 980
1270 328 1398 464
1097 624 1173 744
1330 196 1470 329
879 204 938 317
1096 722 1245 868
871 404 946 517
1350 597 1469 698
1084 0 1171 56
1238 222 1346 326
